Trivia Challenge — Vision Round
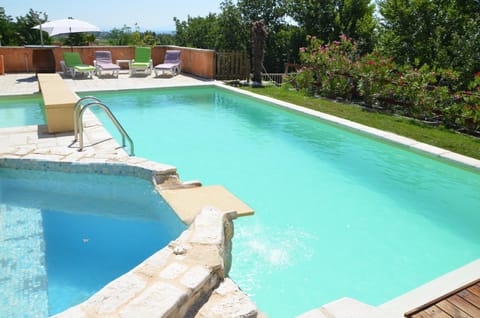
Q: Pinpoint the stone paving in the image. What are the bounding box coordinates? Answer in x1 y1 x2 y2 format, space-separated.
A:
0 72 214 96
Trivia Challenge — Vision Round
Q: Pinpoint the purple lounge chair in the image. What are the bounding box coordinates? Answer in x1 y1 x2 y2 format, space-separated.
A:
94 51 120 77
154 50 182 77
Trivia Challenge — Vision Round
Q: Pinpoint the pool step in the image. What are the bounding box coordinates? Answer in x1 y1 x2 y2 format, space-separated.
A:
0 204 48 318
296 297 387 318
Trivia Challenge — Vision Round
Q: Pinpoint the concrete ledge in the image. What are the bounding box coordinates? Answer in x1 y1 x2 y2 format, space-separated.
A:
380 259 480 317
160 185 255 224
37 73 79 133
297 297 386 318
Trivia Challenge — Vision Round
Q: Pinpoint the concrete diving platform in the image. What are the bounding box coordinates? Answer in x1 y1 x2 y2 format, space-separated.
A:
160 185 254 224
37 73 79 133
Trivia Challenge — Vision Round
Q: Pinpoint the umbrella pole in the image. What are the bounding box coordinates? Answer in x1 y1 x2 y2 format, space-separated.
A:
69 27 73 52
40 25 44 46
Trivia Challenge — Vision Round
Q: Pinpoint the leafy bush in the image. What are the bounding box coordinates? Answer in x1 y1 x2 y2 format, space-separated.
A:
446 74 480 132
354 52 395 107
291 35 480 135
297 35 356 99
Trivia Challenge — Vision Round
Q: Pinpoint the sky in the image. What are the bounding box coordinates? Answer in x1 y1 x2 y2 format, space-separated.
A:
2 0 223 32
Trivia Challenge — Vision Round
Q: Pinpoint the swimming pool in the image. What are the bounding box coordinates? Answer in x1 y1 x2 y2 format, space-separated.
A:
0 95 45 127
87 86 480 317
0 167 186 317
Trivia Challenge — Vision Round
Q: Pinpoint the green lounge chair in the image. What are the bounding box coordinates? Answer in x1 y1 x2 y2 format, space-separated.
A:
129 47 153 75
61 52 96 79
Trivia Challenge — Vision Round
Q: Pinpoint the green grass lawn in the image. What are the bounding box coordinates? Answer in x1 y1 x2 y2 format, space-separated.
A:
242 86 480 161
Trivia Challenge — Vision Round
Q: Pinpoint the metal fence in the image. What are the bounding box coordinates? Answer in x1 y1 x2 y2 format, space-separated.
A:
261 73 284 85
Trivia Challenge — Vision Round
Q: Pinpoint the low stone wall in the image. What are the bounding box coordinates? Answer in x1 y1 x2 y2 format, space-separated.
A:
0 45 215 79
1 156 258 317
53 207 257 318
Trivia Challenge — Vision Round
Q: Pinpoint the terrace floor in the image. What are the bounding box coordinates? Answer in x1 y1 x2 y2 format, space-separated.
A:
0 71 214 96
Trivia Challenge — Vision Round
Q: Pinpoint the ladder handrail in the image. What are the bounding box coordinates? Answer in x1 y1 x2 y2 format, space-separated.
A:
74 97 135 156
73 96 102 142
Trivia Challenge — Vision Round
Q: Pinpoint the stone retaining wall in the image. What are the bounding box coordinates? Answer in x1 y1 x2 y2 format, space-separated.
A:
52 207 257 318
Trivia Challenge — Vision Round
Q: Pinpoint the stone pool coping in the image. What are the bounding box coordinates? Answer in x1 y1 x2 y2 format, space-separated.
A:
219 83 480 171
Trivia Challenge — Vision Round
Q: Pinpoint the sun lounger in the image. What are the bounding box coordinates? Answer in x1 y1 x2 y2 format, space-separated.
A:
61 52 96 79
129 47 153 75
94 51 120 77
154 50 182 77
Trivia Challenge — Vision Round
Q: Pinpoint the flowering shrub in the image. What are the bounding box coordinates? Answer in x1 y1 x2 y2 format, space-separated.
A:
389 65 442 119
297 35 356 99
355 52 395 107
446 73 480 132
290 35 480 134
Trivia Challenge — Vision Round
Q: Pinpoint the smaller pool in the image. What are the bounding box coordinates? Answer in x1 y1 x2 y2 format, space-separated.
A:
0 168 186 317
0 95 45 128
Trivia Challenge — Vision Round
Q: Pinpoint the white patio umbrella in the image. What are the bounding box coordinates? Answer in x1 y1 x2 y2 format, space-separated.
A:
32 18 100 37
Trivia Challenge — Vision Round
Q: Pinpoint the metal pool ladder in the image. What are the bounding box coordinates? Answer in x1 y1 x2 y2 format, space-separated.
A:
74 96 135 156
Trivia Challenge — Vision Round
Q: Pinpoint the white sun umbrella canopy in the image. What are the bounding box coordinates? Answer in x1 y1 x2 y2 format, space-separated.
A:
33 18 100 37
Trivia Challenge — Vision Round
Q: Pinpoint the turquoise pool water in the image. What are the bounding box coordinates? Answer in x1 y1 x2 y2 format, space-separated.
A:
0 95 45 127
88 87 480 317
0 168 186 317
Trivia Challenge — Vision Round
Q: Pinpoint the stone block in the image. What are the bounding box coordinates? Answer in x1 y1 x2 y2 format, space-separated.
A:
159 262 188 280
120 282 188 318
180 265 211 291
85 273 147 315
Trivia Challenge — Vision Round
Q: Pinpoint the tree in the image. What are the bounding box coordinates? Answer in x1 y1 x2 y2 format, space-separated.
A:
286 0 337 41
155 33 175 45
0 7 17 45
433 0 480 84
106 25 133 45
336 0 376 53
377 0 436 65
285 0 375 53
216 0 248 51
64 33 87 46
237 0 286 29
14 9 49 46
377 0 480 86
174 14 219 49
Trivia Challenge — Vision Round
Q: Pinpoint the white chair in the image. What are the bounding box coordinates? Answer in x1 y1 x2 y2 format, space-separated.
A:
94 51 120 77
154 50 182 77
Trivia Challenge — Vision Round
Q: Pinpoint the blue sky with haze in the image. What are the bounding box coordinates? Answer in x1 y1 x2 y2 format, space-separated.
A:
2 0 223 32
